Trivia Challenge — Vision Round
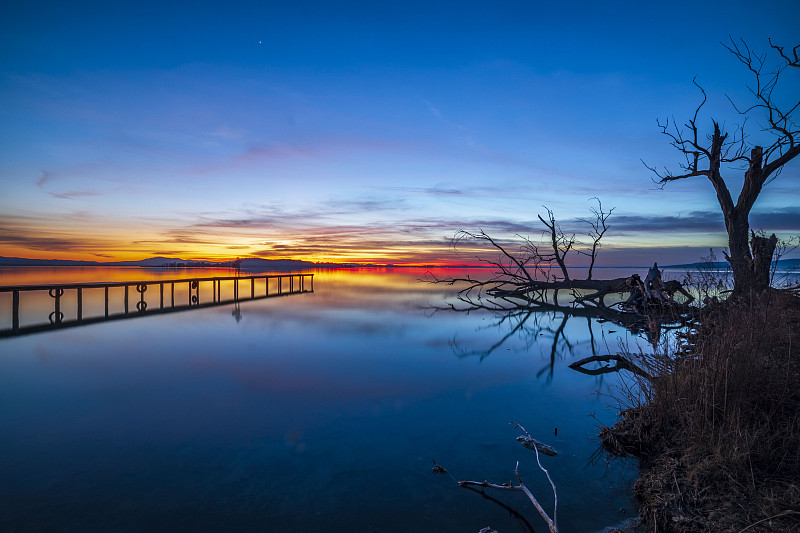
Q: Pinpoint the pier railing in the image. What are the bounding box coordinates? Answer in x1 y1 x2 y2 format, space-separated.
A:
0 273 314 338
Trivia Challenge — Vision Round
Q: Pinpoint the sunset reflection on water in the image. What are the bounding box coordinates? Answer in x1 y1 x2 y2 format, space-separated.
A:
0 266 639 532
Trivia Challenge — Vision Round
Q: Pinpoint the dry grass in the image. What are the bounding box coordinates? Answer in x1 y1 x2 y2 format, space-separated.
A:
604 290 800 532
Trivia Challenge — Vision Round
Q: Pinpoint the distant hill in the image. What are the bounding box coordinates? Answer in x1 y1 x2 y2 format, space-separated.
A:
664 258 800 270
0 255 316 269
3 255 798 271
0 256 104 266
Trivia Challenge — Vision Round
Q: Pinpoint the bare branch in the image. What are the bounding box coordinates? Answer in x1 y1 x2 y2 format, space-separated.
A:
576 198 614 280
769 38 800 68
458 423 559 533
537 207 573 282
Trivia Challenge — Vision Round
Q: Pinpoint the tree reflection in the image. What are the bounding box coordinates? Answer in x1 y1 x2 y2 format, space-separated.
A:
433 289 684 383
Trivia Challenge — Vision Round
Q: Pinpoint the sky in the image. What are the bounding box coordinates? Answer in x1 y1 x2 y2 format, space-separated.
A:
1 0 799 266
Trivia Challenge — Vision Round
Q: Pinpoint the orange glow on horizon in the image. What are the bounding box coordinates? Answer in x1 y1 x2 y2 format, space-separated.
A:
0 217 726 268
0 240 488 267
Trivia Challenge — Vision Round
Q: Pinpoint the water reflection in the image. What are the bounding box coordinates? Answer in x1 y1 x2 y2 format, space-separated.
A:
437 301 657 385
0 267 638 532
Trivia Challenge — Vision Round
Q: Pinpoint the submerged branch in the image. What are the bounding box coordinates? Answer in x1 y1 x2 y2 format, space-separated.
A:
457 422 559 533
568 354 655 381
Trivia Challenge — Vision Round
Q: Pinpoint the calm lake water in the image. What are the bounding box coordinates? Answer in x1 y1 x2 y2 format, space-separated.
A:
0 267 646 532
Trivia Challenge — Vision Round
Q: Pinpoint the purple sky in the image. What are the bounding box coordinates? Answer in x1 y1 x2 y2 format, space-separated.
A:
1 0 798 265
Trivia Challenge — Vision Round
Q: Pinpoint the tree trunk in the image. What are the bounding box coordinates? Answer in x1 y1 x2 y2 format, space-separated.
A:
725 219 777 295
721 145 776 295
725 210 754 295
750 233 778 292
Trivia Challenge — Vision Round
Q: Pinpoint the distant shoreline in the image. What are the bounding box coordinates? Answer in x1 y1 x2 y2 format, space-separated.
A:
1 255 798 270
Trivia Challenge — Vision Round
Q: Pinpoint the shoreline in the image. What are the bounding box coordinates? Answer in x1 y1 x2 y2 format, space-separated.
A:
598 290 800 532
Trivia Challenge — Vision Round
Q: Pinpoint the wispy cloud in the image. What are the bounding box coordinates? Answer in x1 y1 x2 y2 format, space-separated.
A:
36 170 54 188
48 190 106 200
208 126 246 139
235 142 313 162
0 215 114 253
379 185 465 196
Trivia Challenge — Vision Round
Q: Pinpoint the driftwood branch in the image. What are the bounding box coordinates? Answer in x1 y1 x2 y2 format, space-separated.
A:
458 422 559 533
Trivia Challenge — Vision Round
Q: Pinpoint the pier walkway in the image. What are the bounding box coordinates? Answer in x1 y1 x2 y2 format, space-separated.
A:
0 273 314 337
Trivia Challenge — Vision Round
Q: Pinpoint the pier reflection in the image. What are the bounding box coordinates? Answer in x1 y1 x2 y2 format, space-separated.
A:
0 273 313 337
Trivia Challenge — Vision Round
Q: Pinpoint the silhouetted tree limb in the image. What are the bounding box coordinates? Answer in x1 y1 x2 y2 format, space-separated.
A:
577 198 613 281
768 39 800 68
537 207 574 282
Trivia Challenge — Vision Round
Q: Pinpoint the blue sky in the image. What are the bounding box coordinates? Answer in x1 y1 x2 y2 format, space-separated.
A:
1 0 798 264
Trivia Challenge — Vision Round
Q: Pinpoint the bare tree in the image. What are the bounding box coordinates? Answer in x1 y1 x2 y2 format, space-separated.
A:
647 38 799 295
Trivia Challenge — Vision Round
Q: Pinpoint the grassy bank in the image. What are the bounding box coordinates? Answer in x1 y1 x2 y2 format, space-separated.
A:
603 290 800 532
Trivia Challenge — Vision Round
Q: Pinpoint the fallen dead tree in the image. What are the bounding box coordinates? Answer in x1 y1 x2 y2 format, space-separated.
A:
430 203 696 340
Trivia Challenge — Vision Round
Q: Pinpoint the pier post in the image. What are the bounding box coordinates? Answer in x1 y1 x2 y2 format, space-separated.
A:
105 286 109 317
77 288 83 321
124 285 129 314
49 288 64 323
136 284 147 312
251 278 255 299
12 290 19 332
160 283 164 309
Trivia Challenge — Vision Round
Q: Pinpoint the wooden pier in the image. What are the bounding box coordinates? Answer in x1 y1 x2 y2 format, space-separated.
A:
0 273 313 337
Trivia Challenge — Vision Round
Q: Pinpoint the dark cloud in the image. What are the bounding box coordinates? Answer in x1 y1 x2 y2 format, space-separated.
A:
586 208 800 235
601 211 726 234
750 208 800 231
